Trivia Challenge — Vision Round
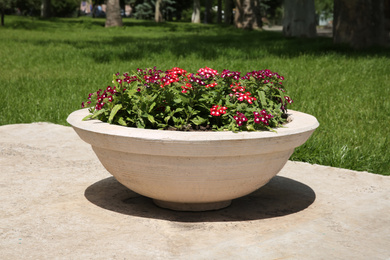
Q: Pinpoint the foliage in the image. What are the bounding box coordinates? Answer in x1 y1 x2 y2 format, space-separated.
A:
173 0 192 21
134 0 175 20
51 0 79 17
262 0 283 25
0 0 11 9
1 0 41 16
134 0 154 19
314 0 333 19
1 0 79 17
82 67 292 131
15 0 41 15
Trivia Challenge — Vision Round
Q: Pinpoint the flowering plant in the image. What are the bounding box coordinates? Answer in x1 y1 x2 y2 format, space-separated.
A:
82 67 293 132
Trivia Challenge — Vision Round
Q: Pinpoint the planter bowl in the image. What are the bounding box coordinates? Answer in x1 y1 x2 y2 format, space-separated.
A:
67 109 319 211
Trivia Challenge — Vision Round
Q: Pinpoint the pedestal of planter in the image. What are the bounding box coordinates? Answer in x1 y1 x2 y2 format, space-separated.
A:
153 200 232 211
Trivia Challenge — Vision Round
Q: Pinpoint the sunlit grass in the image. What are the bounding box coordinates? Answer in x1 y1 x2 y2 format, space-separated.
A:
0 16 389 175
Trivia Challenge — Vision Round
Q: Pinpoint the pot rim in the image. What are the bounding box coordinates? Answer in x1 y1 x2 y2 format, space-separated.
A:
67 109 319 142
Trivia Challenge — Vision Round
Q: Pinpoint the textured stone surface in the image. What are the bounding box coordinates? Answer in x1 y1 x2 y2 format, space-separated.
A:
0 122 389 259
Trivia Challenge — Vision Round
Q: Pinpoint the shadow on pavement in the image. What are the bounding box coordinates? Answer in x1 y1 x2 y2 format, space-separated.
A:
84 175 316 222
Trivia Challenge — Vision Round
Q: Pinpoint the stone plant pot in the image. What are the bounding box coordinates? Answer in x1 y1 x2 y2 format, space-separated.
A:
67 109 319 211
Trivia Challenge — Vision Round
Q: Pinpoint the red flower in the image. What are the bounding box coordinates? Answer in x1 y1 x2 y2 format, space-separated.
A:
210 105 227 116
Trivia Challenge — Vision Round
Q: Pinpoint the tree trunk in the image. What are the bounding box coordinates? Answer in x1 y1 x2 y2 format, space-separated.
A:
334 0 389 49
283 0 316 38
1 7 4 26
386 1 390 46
234 0 262 29
204 0 212 23
224 0 233 24
386 1 390 31
105 0 123 27
217 0 222 24
155 0 163 23
192 0 201 23
41 0 51 18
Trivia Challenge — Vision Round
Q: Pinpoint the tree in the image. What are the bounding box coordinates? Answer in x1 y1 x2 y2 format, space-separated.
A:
155 0 163 22
173 0 192 21
333 0 389 49
204 0 212 23
283 0 316 38
105 0 123 27
0 0 11 26
234 0 262 29
0 0 78 23
134 1 154 20
192 0 200 23
224 0 233 24
154 0 175 22
41 0 51 18
217 0 222 23
133 0 175 21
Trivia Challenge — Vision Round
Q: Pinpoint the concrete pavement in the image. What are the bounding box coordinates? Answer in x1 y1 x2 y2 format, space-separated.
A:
0 122 389 259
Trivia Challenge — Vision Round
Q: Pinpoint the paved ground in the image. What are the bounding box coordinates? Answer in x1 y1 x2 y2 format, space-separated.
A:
263 25 333 38
0 122 389 259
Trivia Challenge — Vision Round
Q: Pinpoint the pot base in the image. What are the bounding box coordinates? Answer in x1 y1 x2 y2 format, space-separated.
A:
153 199 232 211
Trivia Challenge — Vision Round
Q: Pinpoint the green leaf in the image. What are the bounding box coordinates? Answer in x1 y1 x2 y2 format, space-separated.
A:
150 93 158 102
277 88 285 99
236 103 247 111
126 87 137 97
136 118 145 128
82 114 93 121
173 98 182 104
126 117 135 124
179 93 189 103
257 90 267 107
246 124 255 131
157 122 168 129
147 114 155 124
118 117 127 126
91 109 106 119
148 102 156 113
191 116 208 125
141 111 149 118
172 116 184 126
108 104 122 123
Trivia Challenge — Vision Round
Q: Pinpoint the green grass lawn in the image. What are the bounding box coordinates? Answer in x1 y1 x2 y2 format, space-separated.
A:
1 16 389 175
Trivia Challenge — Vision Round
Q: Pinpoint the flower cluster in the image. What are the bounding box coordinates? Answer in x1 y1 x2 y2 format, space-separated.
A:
221 69 241 80
198 67 218 79
254 110 273 125
82 86 117 110
233 112 248 126
284 96 293 104
82 66 293 132
205 82 218 88
210 105 227 116
230 83 257 104
161 67 187 87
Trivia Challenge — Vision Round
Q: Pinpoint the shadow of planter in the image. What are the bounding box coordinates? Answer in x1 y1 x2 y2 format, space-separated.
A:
84 175 316 222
